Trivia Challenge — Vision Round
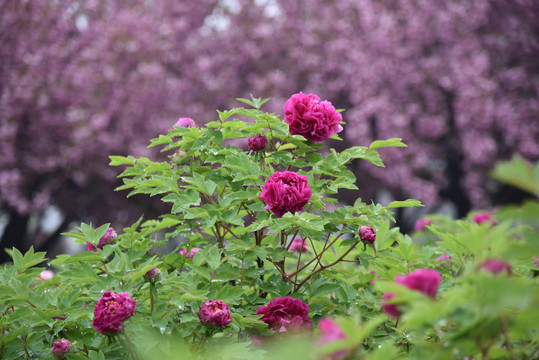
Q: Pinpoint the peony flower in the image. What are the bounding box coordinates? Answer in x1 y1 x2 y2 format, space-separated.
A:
381 293 401 318
256 296 312 333
92 291 136 335
248 134 269 151
174 117 195 128
414 218 433 232
86 226 117 251
359 226 376 245
52 338 73 358
289 237 310 253
317 318 348 360
435 254 453 262
533 257 539 268
479 259 512 275
382 269 442 318
179 247 200 259
197 300 233 328
472 211 495 225
260 171 312 218
284 92 343 143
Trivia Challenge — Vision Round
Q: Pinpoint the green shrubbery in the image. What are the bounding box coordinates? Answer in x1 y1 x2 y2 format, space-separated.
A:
0 96 537 359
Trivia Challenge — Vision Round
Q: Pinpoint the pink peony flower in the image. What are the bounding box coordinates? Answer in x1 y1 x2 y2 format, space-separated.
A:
260 171 312 218
197 300 233 328
472 211 495 225
256 296 312 333
533 257 539 268
284 92 343 143
92 291 136 335
248 134 269 151
86 226 117 251
479 259 512 275
382 269 442 318
414 218 433 232
435 254 453 262
174 117 195 127
359 226 376 245
317 318 348 360
290 237 310 253
52 338 73 358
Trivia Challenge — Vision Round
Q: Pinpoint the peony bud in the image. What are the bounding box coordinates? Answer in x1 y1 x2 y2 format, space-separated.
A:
248 134 269 151
38 269 54 280
414 218 432 232
472 211 496 225
289 237 310 253
359 226 376 245
144 267 161 282
197 300 233 328
479 259 512 275
52 339 73 358
170 150 188 165
435 254 453 262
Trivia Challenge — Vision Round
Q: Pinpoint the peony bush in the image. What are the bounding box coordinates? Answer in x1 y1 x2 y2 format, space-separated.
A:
0 95 537 359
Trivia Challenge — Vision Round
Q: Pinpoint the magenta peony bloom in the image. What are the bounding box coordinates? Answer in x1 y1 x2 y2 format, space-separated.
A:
284 92 343 143
317 318 348 360
92 291 136 335
52 338 73 358
290 237 310 253
435 254 453 262
414 218 433 232
256 296 312 333
395 269 442 298
381 293 401 318
260 171 312 218
533 257 539 268
359 226 376 245
479 259 512 275
197 300 233 328
174 117 195 127
248 134 269 151
86 226 117 251
382 269 442 318
472 211 495 225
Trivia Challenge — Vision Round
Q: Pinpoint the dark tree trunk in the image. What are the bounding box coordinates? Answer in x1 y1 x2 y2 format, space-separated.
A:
0 210 30 263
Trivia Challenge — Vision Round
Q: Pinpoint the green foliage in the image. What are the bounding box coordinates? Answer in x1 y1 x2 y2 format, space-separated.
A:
0 98 537 359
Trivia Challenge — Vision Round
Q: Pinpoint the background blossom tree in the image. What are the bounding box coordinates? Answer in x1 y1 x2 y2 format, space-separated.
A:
1 0 538 260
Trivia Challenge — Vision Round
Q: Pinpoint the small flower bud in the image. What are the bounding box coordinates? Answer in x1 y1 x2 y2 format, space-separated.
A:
144 267 161 282
248 134 268 151
170 150 188 166
359 226 376 245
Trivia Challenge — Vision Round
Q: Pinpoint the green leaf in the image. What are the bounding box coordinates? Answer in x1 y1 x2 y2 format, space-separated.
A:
386 199 423 209
368 138 407 151
109 155 135 166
